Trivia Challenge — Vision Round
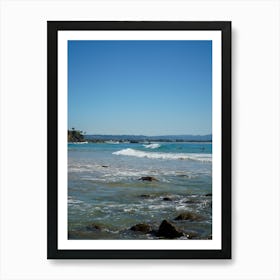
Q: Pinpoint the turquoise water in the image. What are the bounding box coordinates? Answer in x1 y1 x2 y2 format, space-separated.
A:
68 142 212 239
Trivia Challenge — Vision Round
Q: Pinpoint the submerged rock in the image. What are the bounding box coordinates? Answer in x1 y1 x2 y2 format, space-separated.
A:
139 194 153 198
176 174 189 178
174 211 204 221
157 220 183 238
130 223 151 234
184 199 198 204
101 165 109 168
86 223 102 231
138 176 158 182
163 197 172 201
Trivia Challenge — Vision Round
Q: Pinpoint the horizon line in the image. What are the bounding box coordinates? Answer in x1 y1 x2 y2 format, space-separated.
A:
83 133 212 137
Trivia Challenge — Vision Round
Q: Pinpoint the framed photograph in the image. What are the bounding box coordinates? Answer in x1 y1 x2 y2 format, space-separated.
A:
47 21 231 259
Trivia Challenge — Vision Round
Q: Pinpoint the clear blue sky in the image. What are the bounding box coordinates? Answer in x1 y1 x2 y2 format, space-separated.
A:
68 40 212 136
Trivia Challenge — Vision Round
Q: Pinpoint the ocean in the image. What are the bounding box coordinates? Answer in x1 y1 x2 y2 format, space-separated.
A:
68 142 212 240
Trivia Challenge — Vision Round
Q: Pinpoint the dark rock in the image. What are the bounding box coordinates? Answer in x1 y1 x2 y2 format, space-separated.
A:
205 193 212 196
130 223 151 233
157 220 183 238
86 223 102 231
174 211 204 221
138 176 158 182
163 197 172 201
148 229 158 236
101 165 109 168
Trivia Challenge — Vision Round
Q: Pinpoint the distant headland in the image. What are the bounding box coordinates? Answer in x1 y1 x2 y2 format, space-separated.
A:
68 129 85 142
68 129 212 143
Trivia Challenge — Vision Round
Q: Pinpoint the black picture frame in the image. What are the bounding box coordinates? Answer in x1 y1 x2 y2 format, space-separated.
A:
47 21 231 259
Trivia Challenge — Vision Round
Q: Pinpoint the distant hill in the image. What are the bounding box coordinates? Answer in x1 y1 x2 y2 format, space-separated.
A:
85 134 212 142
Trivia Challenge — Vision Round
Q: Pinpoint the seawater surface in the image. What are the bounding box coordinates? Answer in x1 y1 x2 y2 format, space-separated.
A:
68 142 212 240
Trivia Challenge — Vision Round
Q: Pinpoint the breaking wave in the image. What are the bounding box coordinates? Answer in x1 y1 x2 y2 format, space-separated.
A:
113 148 211 162
143 143 161 149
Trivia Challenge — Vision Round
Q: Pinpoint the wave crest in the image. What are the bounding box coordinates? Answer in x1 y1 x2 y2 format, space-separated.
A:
143 143 161 149
113 148 211 162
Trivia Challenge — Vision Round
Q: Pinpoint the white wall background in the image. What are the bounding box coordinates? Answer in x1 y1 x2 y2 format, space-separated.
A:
0 0 279 279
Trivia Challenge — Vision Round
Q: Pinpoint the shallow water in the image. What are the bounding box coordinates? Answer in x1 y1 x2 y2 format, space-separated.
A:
68 142 212 239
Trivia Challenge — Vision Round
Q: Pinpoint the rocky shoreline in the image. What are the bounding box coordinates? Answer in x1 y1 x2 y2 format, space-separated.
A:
68 189 212 240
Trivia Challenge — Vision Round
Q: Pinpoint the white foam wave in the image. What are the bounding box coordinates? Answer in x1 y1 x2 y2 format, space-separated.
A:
143 143 161 149
105 140 119 144
113 148 212 162
68 198 84 204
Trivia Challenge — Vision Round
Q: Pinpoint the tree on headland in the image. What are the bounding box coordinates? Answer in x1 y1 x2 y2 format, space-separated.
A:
68 129 85 142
